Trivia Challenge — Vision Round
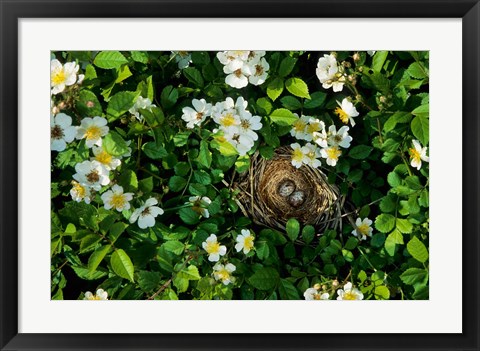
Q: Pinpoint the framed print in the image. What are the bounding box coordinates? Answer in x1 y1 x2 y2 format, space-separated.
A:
1 0 479 350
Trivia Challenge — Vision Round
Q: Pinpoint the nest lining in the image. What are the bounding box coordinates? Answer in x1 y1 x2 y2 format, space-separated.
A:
234 146 345 231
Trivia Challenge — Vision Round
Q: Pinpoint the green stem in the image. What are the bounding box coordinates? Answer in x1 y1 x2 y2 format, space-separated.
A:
357 247 377 272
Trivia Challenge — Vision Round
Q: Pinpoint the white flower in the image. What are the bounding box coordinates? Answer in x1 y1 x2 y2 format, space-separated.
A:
336 282 364 300
316 54 345 92
335 98 359 127
233 96 249 114
235 229 255 254
72 160 110 191
352 217 373 240
291 142 306 168
303 118 325 142
101 184 133 212
213 262 236 285
171 51 192 69
302 143 322 169
236 111 262 141
246 50 266 64
327 125 352 148
50 113 76 152
224 129 255 156
77 74 85 84
187 196 212 218
213 109 240 131
248 57 269 86
313 128 329 148
224 59 252 89
409 139 429 170
216 51 250 65
182 98 212 129
51 59 79 95
70 181 92 204
129 198 164 229
129 96 156 121
84 288 108 300
290 115 309 140
320 146 342 167
76 116 109 148
91 146 121 171
202 234 227 262
304 288 330 300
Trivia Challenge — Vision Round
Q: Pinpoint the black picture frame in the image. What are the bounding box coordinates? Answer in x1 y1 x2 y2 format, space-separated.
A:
1 0 478 350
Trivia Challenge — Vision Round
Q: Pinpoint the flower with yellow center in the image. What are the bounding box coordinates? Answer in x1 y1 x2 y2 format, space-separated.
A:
409 139 429 170
50 113 76 152
91 146 121 171
181 98 212 129
301 143 322 169
304 118 325 141
202 234 227 262
101 184 134 212
76 117 109 148
213 262 236 285
304 288 330 300
336 282 364 300
320 146 342 166
352 217 373 240
129 198 164 229
72 160 110 191
291 143 306 168
187 196 212 218
84 288 108 300
235 229 255 254
51 59 79 95
334 98 359 127
290 115 308 140
70 181 92 204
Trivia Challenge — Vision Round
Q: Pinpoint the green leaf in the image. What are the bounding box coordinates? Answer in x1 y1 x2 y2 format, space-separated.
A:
256 97 273 115
138 271 161 292
304 91 327 109
173 131 191 147
278 279 300 300
256 241 270 260
115 65 132 83
270 108 298 126
72 266 107 280
235 155 250 173
193 170 211 185
179 207 200 225
168 176 187 192
302 225 315 245
142 142 168 160
107 91 137 122
109 222 127 243
191 51 210 65
383 112 412 133
411 115 429 145
380 195 396 213
103 131 129 156
162 241 185 256
374 285 390 300
362 71 390 94
130 51 149 64
372 51 388 72
177 265 201 281
285 77 310 99
407 236 429 263
189 183 207 196
278 56 297 77
267 77 284 101
173 276 189 293
396 218 413 234
160 85 178 110
118 169 138 192
400 267 428 285
387 171 402 187
183 67 204 87
79 234 101 253
247 267 280 291
76 90 102 117
111 249 135 282
375 214 396 233
94 51 128 69
139 177 154 193
286 218 300 241
88 245 111 273
280 96 302 110
349 145 373 159
197 141 212 168
407 62 428 79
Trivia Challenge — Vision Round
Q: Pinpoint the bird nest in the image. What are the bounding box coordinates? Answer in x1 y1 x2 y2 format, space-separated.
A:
234 146 347 232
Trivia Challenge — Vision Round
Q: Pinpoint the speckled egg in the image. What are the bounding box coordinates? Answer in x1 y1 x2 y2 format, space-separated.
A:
288 190 306 207
278 180 296 197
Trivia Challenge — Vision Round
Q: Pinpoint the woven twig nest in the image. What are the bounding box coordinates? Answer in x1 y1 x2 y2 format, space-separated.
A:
234 146 346 232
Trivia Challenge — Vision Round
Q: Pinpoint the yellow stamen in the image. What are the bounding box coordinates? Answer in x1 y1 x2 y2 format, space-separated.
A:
243 236 254 250
335 107 349 124
221 113 236 127
51 69 66 85
292 148 304 161
110 194 126 209
343 291 357 300
85 125 102 140
293 119 307 132
95 150 112 165
409 148 421 164
205 240 220 254
73 182 86 198
326 147 341 160
357 223 370 236
216 268 230 281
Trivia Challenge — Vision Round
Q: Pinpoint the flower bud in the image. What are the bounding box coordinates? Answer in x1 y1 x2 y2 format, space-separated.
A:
353 52 361 62
332 279 339 287
313 283 321 290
